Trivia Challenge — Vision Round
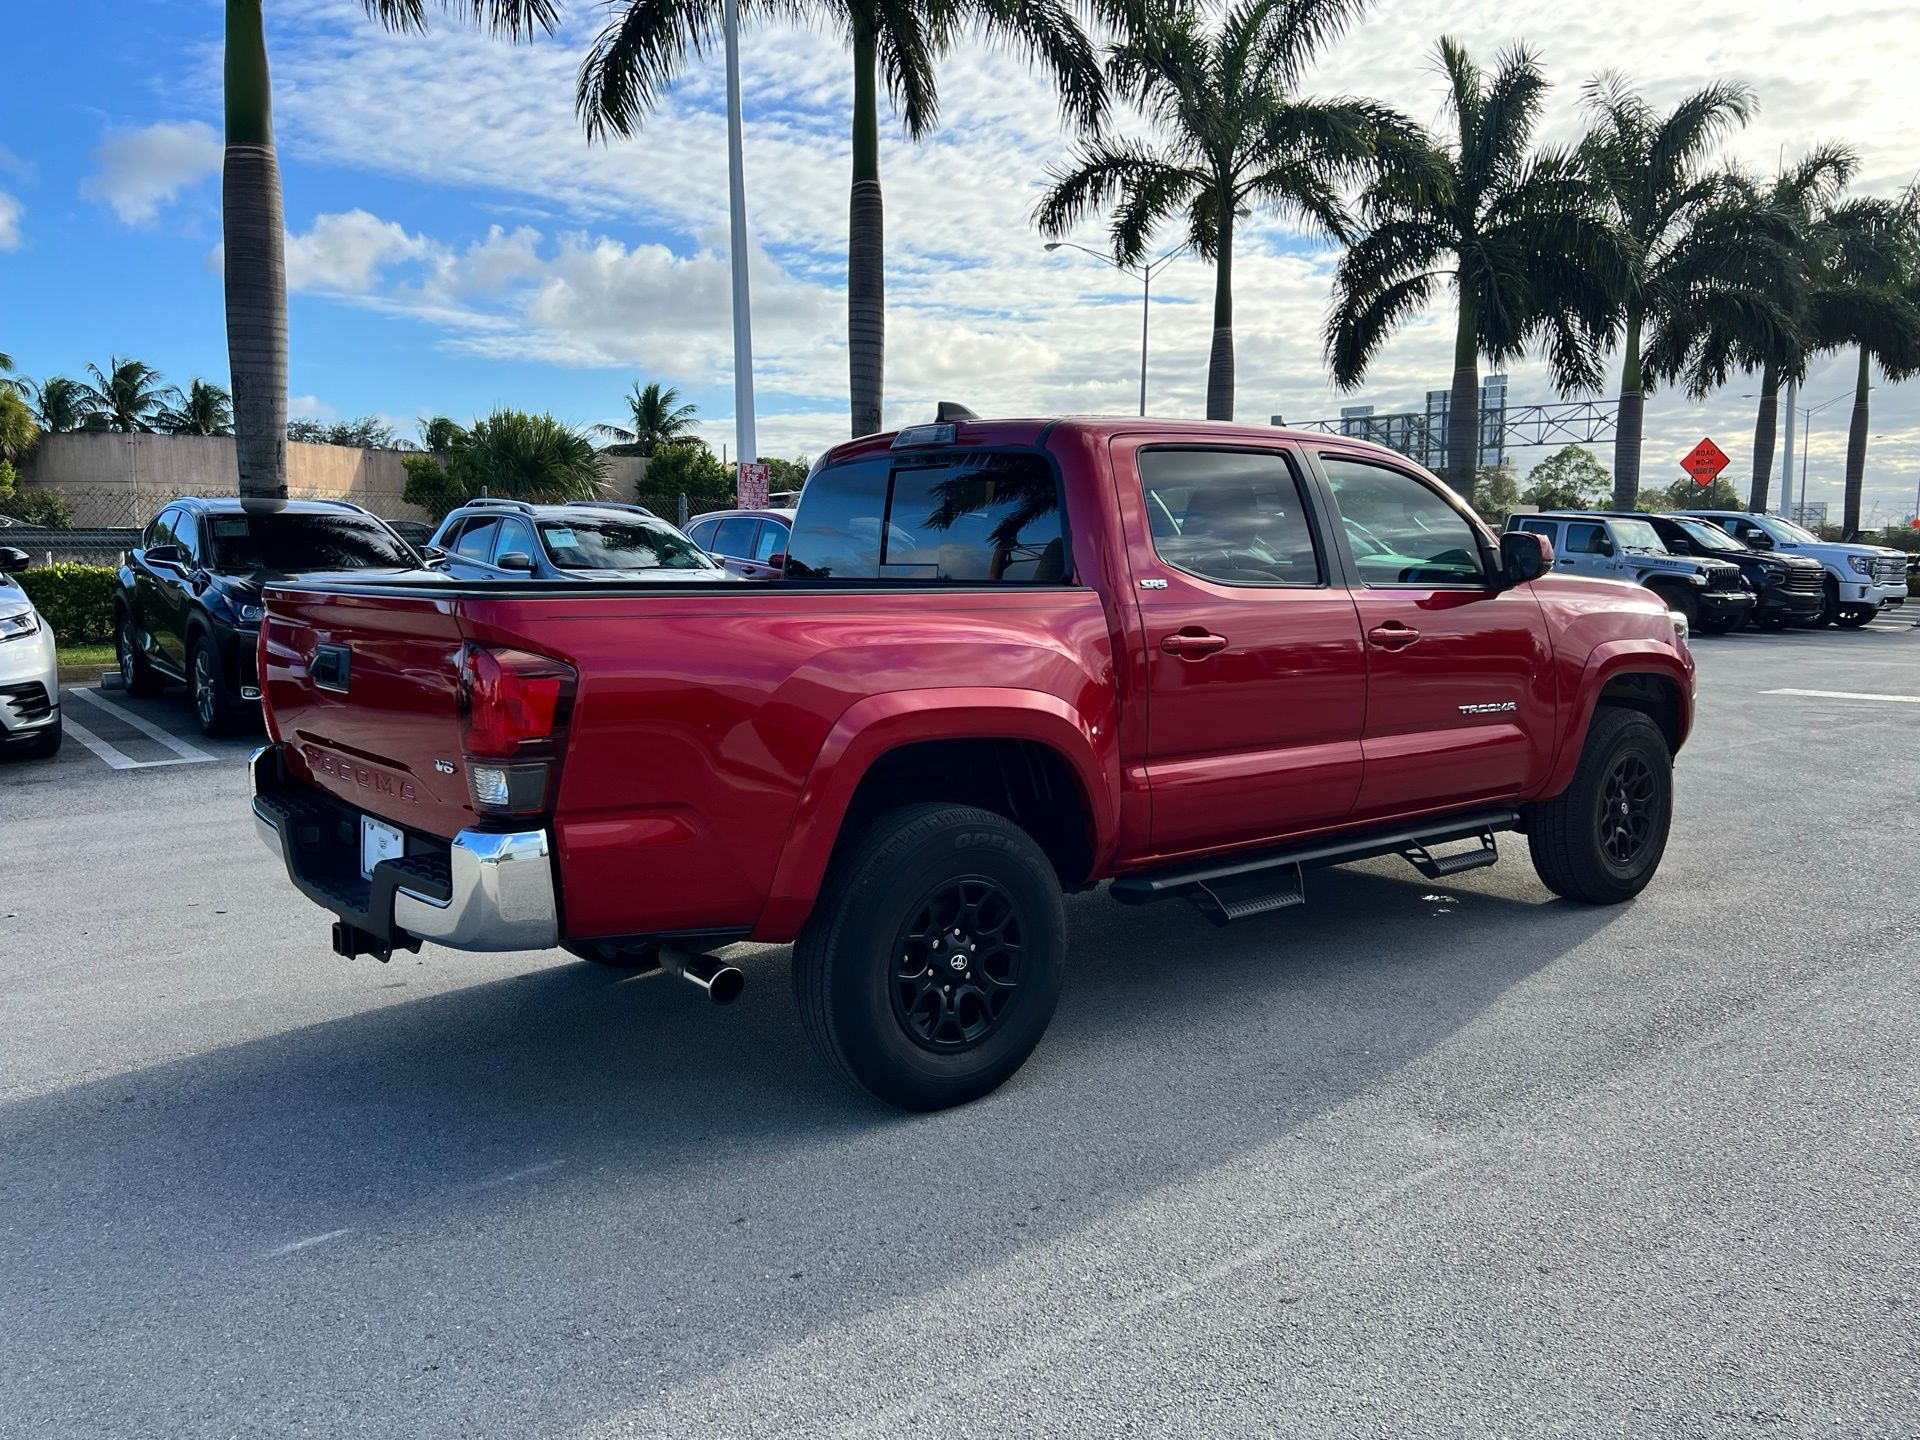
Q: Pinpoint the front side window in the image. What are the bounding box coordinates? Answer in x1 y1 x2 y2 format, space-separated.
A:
751 520 787 562
205 514 417 573
493 517 536 564
1320 455 1485 585
1137 448 1322 586
145 508 180 555
787 451 1065 582
535 515 715 571
1609 518 1665 553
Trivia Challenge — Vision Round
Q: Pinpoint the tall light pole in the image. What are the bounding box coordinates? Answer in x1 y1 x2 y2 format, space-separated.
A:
1794 388 1854 522
1044 242 1185 416
721 0 756 471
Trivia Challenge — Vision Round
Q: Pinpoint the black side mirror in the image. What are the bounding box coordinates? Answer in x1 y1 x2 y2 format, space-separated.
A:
0 545 29 572
1744 531 1773 550
495 551 535 573
1500 531 1554 587
147 544 183 569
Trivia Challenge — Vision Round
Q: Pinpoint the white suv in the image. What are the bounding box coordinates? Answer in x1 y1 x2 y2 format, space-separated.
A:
0 545 61 760
1674 511 1907 628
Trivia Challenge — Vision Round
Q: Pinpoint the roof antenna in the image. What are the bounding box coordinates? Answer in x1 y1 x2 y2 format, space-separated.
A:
935 402 980 423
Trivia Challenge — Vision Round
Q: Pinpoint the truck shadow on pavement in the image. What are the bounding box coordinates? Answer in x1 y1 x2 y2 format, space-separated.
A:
1 858 1624 1435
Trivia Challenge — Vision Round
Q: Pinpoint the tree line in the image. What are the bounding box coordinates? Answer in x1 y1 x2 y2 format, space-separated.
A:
131 2 1920 541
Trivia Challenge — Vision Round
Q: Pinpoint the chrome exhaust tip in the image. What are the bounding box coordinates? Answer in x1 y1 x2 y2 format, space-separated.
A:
659 945 745 1005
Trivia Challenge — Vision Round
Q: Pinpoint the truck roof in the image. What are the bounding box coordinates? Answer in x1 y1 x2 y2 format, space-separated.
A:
818 416 1416 469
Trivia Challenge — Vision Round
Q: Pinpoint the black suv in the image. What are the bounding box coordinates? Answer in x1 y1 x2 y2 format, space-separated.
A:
1586 510 1826 629
115 498 422 735
425 499 732 582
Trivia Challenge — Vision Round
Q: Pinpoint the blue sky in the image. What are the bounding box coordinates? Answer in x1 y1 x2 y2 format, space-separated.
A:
4 0 1918 518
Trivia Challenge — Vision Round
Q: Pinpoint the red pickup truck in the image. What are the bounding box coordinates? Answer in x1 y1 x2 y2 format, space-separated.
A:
252 416 1694 1109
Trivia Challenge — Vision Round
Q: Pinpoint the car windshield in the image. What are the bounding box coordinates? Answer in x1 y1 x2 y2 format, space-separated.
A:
536 515 715 571
1612 519 1665 552
206 514 416 572
1674 518 1746 553
1760 517 1820 544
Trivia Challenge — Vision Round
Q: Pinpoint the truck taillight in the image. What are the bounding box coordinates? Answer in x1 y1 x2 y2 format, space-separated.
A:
458 643 576 758
458 644 576 817
257 625 281 743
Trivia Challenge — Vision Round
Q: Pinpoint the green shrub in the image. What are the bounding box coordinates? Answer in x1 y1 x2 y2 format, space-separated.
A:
401 454 466 522
0 487 76 528
14 563 118 643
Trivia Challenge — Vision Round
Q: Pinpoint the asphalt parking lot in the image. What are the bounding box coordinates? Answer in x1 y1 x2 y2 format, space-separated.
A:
3 616 1917 1438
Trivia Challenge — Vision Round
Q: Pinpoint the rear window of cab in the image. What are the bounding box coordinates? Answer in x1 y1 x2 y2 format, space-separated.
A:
785 451 1068 583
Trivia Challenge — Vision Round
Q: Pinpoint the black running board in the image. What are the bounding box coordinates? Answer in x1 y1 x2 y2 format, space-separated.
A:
1110 809 1518 926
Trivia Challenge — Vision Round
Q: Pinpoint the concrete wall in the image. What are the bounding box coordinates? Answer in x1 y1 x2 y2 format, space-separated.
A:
20 433 655 528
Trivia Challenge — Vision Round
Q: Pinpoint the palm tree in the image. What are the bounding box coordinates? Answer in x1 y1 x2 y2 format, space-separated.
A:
79 358 172 433
222 2 558 504
1647 145 1856 512
27 376 94 434
1037 0 1400 423
1579 74 1784 509
1326 40 1620 501
578 0 1104 439
1813 191 1920 534
158 379 237 436
448 409 607 501
0 351 22 396
594 381 699 455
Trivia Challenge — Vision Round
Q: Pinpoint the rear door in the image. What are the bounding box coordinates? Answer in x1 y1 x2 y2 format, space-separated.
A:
1316 452 1555 819
1112 439 1368 855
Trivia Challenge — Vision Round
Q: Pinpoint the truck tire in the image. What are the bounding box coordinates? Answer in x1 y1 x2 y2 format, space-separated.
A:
1836 607 1876 629
793 803 1066 1111
1526 707 1673 905
117 611 163 697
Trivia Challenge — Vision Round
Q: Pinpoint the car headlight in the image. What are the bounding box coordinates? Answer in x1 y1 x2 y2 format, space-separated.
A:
1687 571 1707 585
236 602 266 623
1670 609 1690 642
0 609 40 642
1847 555 1873 575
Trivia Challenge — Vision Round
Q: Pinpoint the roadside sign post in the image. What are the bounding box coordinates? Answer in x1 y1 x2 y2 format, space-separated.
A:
737 461 770 510
1681 437 1730 489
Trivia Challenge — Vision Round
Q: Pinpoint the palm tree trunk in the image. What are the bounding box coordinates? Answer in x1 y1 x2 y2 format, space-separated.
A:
1611 308 1644 511
1204 194 1234 421
1444 293 1478 501
1747 363 1778 513
847 25 884 438
224 0 287 503
1842 346 1870 536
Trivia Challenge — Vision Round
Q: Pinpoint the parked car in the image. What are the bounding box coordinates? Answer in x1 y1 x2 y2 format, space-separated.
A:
1671 510 1907 628
425 500 728 582
684 507 796 579
1504 511 1753 632
0 545 61 760
1615 511 1826 628
249 415 1693 1110
115 498 423 736
383 518 436 551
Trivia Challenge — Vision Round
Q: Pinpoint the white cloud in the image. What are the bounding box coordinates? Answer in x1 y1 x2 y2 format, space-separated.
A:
0 191 22 250
82 120 222 226
289 395 342 420
285 209 440 292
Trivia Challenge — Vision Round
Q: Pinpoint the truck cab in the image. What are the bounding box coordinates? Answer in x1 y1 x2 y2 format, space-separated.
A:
1506 511 1753 633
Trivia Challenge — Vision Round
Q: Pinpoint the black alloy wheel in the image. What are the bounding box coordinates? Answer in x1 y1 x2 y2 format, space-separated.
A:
890 877 1025 1052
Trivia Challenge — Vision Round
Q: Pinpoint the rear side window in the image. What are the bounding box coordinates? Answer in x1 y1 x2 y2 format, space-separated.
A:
1567 523 1609 554
686 518 718 549
1516 519 1558 539
1137 448 1322 586
787 451 1066 583
711 517 760 557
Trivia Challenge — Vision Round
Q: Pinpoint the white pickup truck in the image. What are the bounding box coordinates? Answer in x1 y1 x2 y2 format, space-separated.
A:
1673 511 1907 628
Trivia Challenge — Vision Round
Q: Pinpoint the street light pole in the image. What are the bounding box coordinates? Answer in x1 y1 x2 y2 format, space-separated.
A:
1045 242 1185 417
1793 389 1853 523
721 0 756 471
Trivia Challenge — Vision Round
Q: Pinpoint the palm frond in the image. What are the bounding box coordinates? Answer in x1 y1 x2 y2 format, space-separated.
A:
360 1 561 38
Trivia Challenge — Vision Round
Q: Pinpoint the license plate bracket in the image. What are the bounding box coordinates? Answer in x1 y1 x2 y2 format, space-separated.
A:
360 815 405 880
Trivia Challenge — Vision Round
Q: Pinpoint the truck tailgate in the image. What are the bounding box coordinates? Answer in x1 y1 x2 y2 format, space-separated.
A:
260 588 474 838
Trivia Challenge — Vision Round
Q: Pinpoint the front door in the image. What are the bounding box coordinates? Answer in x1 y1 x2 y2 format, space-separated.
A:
1114 440 1368 856
1316 452 1556 819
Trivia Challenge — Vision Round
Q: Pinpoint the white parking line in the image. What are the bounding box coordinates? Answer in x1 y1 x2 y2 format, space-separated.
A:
1761 687 1920 705
67 686 216 762
57 712 149 770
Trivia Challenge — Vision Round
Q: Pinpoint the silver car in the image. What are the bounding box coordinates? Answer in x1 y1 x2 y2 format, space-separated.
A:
0 545 61 760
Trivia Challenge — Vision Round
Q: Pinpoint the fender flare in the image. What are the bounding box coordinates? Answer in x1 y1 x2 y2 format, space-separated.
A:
1539 640 1694 799
753 687 1118 942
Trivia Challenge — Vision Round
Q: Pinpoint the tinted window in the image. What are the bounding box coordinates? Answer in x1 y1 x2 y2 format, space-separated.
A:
204 514 418 573
145 508 180 554
751 519 787 562
686 518 718 549
535 515 714 571
711 517 760 558
174 510 202 564
1137 448 1321 586
1567 523 1609 554
493 517 536 564
452 517 502 561
1321 456 1485 585
787 451 1065 582
1517 519 1558 538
